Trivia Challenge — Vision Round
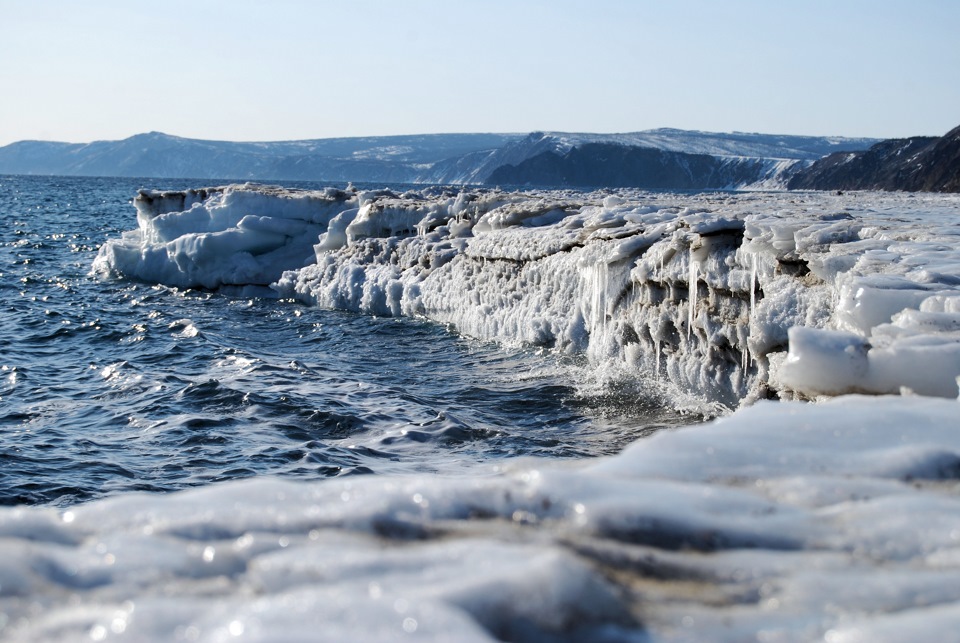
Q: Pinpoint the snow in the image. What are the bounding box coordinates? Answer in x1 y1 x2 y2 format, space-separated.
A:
3 395 960 641
94 185 960 405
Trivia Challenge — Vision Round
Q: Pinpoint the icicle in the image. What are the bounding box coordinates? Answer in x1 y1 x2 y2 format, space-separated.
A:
741 334 748 372
586 261 609 355
745 252 758 369
654 337 661 380
592 264 602 337
687 248 698 343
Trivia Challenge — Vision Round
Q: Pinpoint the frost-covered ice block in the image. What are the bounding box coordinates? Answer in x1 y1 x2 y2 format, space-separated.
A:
93 184 358 288
780 321 960 398
96 185 960 404
778 327 870 394
835 274 955 335
3 396 960 641
780 279 960 397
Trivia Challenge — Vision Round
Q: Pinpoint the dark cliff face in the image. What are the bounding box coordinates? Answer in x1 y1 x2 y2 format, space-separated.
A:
919 124 960 192
787 124 960 192
485 143 789 189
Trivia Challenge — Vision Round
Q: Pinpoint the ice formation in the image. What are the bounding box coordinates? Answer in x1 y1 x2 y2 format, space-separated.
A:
95 184 960 405
92 185 357 289
3 396 960 641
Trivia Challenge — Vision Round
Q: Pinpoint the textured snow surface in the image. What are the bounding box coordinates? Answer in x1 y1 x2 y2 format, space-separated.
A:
3 396 960 641
93 183 960 404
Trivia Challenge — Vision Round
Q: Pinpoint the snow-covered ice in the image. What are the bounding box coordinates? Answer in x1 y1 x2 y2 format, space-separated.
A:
92 185 357 289
3 396 960 641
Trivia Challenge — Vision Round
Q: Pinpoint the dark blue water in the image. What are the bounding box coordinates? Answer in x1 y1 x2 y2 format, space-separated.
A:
0 175 691 507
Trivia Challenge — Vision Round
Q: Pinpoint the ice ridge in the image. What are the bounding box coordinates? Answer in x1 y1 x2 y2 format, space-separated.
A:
93 184 960 405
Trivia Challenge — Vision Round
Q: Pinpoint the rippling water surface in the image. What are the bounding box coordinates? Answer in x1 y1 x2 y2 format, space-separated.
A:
0 175 693 506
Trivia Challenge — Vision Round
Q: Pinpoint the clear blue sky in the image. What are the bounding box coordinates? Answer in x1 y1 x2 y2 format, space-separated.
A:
1 0 957 146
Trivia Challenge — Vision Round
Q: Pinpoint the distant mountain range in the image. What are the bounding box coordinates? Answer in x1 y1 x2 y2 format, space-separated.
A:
3 126 957 192
0 129 882 189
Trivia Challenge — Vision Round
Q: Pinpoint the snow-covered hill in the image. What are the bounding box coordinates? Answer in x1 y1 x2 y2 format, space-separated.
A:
0 132 520 183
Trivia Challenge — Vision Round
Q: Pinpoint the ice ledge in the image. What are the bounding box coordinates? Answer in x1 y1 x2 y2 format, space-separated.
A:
93 185 960 406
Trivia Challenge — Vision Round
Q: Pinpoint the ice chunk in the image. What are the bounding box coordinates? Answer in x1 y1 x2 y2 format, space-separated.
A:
93 184 358 288
778 327 870 395
779 317 960 398
836 275 950 334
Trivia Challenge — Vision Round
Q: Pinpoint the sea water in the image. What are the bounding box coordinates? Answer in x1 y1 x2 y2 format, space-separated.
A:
0 175 690 507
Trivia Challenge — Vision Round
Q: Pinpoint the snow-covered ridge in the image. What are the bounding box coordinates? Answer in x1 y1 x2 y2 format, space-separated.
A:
94 184 960 406
428 130 872 187
506 128 878 161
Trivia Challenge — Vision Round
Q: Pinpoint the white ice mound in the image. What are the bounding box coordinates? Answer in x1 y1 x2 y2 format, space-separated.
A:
3 396 960 641
92 184 358 288
95 185 960 404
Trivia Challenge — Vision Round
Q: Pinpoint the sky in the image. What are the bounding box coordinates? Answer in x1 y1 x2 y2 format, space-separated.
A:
1 0 958 147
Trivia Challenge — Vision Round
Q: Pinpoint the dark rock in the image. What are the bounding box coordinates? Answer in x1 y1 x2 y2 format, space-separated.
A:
788 124 960 193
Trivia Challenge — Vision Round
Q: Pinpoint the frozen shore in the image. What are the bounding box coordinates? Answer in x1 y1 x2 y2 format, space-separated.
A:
21 182 951 641
95 184 960 405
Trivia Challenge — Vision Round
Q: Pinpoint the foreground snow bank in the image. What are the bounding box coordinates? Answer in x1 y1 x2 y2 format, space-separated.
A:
3 396 959 641
94 184 960 405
